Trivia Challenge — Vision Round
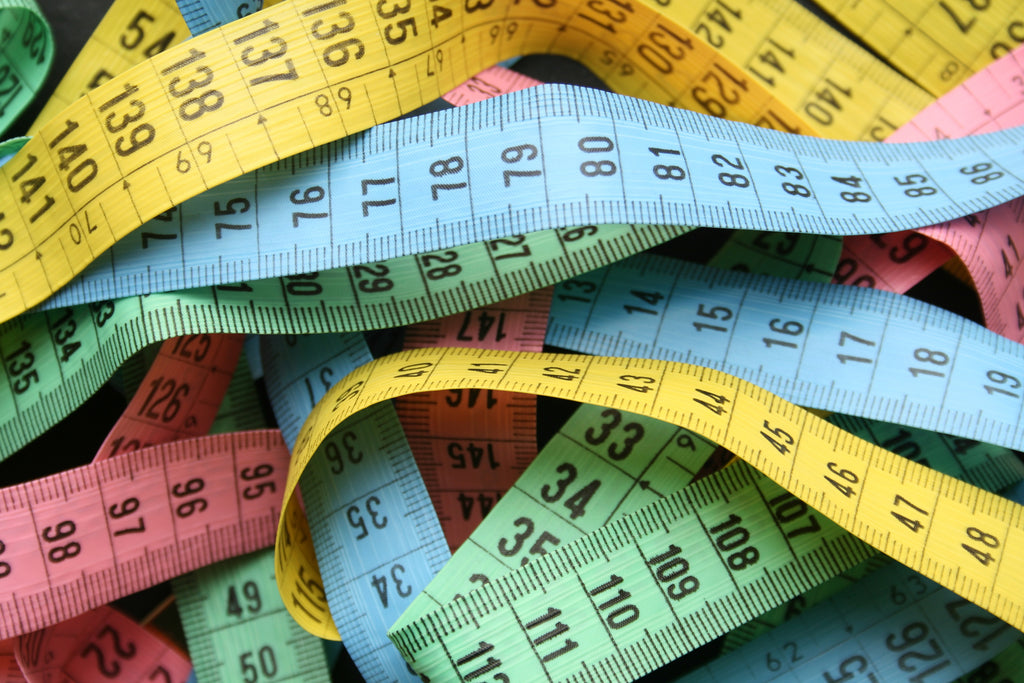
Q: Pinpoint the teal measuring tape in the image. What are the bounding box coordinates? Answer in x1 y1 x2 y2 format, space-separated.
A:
260 332 451 681
176 549 333 683
545 253 1024 451
33 83 1024 311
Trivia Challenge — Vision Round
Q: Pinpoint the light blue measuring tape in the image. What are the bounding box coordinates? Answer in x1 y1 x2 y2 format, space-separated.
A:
260 332 450 682
680 554 1023 683
6 237 1024 458
174 0 260 35
256 330 1022 682
546 253 1024 451
35 83 1024 309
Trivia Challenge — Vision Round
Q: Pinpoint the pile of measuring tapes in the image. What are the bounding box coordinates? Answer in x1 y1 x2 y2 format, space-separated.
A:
4 0 1024 680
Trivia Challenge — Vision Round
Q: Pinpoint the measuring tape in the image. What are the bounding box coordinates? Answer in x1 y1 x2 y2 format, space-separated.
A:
0 0 51 135
207 347 269 434
0 221 678 458
835 45 1024 339
260 332 452 680
170 347 335 683
955 638 1024 682
827 414 1024 500
907 51 1024 343
12 0 1024 671
13 605 192 683
0 429 288 639
545 253 1024 452
652 0 933 141
719 555 892 653
175 549 331 683
1 0 804 323
715 416 1024 653
814 0 1024 96
682 554 1023 682
95 333 243 460
25 0 186 135
176 0 261 35
397 287 551 550
706 231 843 283
397 404 852 631
27 81 1024 315
389 404 1021 678
0 645 23 683
835 230 954 294
272 347 1024 671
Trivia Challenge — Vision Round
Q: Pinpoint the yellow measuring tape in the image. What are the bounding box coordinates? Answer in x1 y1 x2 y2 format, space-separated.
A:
25 0 187 134
814 0 1024 96
654 0 933 140
14 0 1024 675
275 348 1024 644
0 0 803 325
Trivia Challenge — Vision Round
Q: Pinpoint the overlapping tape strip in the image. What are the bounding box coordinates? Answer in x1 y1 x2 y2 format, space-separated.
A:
9 0 1024 679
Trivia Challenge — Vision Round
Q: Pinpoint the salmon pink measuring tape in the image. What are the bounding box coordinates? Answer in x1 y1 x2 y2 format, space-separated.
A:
839 45 1024 321
0 429 289 639
13 605 191 683
398 287 552 550
96 334 244 461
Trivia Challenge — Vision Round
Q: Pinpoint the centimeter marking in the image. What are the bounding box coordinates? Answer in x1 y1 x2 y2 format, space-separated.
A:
952 636 1024 681
260 332 450 680
14 605 192 683
173 345 335 683
652 0 934 140
393 65 550 551
25 0 187 135
32 81 1024 313
175 0 264 35
397 288 552 550
276 347 1024 648
718 555 891 653
0 222 679 458
834 45 1024 336
390 406 1021 667
175 549 332 683
905 48 1024 343
95 333 244 460
814 0 1024 96
825 414 1024 496
545 253 1024 452
707 231 843 282
391 462 873 680
683 557 1023 682
400 406 778 623
0 0 803 322
0 429 289 639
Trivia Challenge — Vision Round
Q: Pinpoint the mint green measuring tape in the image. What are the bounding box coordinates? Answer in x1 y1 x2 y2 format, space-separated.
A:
0 0 51 134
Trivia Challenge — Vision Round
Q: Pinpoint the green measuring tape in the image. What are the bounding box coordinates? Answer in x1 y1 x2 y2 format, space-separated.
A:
0 222 683 457
0 0 52 134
